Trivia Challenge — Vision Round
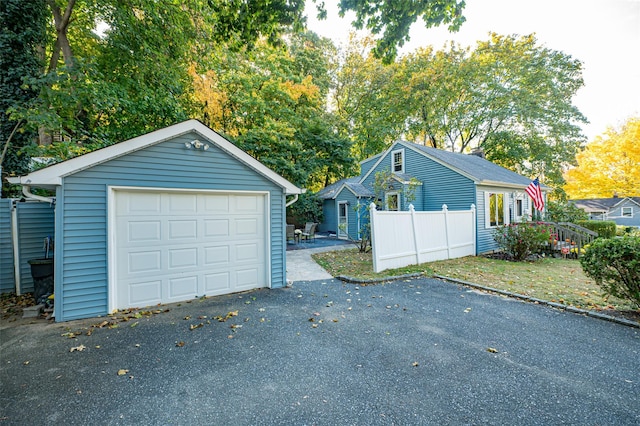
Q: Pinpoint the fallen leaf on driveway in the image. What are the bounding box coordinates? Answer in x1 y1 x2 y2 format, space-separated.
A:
70 345 86 353
412 362 419 367
176 341 185 347
487 347 498 353
189 323 204 330
117 369 129 376
464 308 472 313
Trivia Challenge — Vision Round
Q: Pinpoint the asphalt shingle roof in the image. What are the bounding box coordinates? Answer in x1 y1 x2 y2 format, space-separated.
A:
316 177 374 199
408 143 538 187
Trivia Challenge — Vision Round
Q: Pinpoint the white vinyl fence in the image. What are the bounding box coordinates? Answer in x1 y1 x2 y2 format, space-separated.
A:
369 203 476 273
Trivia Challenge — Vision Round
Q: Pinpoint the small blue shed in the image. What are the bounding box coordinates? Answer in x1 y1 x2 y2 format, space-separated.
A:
7 120 302 321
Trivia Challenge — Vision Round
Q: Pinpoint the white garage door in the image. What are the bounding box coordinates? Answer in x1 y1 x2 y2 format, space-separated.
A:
113 190 267 309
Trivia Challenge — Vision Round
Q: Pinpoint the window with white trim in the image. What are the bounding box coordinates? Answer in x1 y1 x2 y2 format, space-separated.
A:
385 192 399 211
485 192 507 227
391 149 404 173
622 206 633 217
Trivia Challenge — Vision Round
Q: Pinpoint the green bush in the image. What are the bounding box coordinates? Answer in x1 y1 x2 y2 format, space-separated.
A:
286 193 323 227
547 200 588 223
576 220 616 239
580 236 640 307
494 222 553 261
617 225 640 237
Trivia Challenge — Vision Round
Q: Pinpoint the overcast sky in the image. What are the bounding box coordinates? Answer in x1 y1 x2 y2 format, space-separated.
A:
304 0 640 142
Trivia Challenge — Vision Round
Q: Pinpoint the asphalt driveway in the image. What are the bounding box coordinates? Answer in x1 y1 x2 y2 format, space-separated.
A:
1 277 639 425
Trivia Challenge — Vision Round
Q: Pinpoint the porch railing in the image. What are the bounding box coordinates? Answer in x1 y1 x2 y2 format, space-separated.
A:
543 221 598 256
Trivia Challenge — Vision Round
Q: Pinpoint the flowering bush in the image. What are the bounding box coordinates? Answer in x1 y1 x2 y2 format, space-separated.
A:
493 222 554 261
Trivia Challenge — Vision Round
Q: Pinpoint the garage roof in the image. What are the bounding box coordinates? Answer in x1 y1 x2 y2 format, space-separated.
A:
7 120 302 194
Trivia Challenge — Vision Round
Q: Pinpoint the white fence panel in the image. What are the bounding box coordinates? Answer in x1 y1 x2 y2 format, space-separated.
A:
370 203 476 273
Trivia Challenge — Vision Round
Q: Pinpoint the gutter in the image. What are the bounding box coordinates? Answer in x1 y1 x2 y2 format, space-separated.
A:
22 185 55 205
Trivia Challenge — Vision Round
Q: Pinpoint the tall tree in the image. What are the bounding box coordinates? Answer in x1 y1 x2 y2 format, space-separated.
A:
332 34 405 162
4 0 310 161
0 0 47 196
400 33 587 188
564 117 640 199
190 34 354 189
335 0 466 62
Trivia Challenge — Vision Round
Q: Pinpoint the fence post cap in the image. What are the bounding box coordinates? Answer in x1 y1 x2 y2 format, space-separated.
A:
369 202 377 210
409 204 415 211
442 204 448 210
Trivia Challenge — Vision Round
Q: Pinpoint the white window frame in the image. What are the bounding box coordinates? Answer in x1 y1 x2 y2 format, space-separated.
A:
484 192 509 228
514 195 524 221
621 206 633 217
391 149 404 173
385 192 399 211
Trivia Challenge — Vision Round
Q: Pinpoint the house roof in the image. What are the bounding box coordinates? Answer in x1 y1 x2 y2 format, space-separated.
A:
570 197 640 212
404 142 543 189
316 177 374 200
6 120 302 195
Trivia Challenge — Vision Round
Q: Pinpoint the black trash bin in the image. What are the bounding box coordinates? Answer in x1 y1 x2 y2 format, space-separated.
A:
28 258 54 304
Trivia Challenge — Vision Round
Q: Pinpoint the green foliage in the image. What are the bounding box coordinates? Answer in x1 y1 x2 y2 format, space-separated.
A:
580 236 640 307
371 168 420 210
337 0 466 63
546 200 588 223
576 220 617 239
494 222 554 261
0 0 47 197
287 193 323 227
616 226 640 237
399 34 586 189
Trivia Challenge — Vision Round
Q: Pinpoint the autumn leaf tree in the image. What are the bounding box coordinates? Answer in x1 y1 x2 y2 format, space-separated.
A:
564 117 640 199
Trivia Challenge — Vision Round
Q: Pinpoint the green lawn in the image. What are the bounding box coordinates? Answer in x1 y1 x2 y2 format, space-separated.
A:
312 249 639 313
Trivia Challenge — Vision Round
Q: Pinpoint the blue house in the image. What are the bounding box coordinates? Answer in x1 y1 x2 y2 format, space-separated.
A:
317 140 547 254
571 196 640 228
6 120 302 321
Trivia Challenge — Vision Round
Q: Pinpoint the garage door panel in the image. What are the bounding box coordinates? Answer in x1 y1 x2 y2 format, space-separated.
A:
168 248 198 269
115 191 267 310
204 245 229 265
167 193 197 213
204 219 229 237
236 268 260 289
128 250 162 273
204 195 229 212
127 221 162 242
204 272 230 293
168 276 198 299
129 280 162 306
120 192 161 215
168 219 197 240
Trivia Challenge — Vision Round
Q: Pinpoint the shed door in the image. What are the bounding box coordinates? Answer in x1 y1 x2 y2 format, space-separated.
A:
113 190 267 309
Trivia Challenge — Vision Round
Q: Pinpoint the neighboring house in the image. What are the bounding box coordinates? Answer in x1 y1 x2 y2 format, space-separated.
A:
570 196 640 227
317 140 547 254
5 120 302 321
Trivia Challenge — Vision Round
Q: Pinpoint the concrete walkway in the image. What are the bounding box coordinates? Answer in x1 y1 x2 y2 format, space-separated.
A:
286 243 352 282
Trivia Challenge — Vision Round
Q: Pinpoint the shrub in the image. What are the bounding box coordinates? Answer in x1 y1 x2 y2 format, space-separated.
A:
580 236 640 307
547 200 588 223
576 220 616 239
494 222 554 261
287 193 323 227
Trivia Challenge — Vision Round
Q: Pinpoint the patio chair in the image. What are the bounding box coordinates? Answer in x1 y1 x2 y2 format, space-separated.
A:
301 222 317 242
286 224 296 244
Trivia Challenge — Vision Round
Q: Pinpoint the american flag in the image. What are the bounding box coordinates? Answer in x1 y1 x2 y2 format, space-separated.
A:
526 178 544 211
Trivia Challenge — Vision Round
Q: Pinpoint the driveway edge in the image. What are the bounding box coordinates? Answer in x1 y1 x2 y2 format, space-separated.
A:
336 272 638 328
434 274 640 329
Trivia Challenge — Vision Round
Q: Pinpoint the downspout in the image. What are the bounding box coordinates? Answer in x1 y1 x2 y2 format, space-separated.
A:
10 200 21 295
22 185 55 205
285 193 299 208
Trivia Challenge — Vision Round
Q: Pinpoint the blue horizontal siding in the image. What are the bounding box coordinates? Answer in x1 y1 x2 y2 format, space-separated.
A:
0 199 14 292
57 131 286 321
17 202 55 293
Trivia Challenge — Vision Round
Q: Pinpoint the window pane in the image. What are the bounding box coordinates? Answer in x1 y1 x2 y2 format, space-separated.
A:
497 194 504 225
